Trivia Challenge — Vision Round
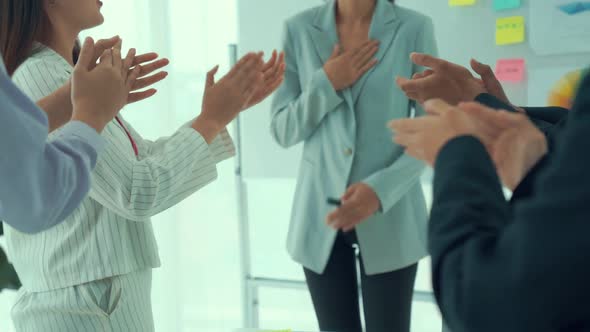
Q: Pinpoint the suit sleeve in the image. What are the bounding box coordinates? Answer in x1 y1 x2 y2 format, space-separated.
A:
474 93 568 130
523 106 569 124
474 93 555 131
430 74 590 332
270 22 344 148
88 121 233 222
143 122 235 165
511 119 566 202
363 17 438 213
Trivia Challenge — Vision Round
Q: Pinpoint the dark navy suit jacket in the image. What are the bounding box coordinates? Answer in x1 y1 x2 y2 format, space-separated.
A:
430 75 590 332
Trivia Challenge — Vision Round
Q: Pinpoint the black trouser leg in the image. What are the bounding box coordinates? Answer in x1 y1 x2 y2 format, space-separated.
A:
304 231 418 332
303 233 362 332
359 258 418 332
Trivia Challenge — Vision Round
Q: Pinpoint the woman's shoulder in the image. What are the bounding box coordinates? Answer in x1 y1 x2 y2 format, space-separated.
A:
13 47 71 100
13 54 52 81
15 46 68 74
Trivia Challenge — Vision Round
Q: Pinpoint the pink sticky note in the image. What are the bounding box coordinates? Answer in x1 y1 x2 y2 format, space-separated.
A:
495 59 526 82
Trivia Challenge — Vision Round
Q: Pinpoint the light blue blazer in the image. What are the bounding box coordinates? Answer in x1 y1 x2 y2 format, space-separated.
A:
270 0 438 275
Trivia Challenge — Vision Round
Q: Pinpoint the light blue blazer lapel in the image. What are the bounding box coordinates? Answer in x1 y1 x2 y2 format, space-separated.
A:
351 0 401 105
308 0 354 109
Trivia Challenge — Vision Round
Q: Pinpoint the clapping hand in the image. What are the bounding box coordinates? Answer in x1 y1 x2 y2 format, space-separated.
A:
460 102 548 190
71 37 141 132
389 99 548 190
244 50 286 109
192 53 264 142
396 53 486 105
97 37 169 104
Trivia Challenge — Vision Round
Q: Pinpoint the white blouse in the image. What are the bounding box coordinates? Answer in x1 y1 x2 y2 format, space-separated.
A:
6 45 235 292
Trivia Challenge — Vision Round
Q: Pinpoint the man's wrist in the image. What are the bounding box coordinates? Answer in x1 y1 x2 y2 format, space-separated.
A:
465 83 487 102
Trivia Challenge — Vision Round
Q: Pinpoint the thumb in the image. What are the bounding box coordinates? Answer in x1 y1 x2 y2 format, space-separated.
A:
206 65 219 88
330 45 341 59
470 59 494 80
76 37 95 71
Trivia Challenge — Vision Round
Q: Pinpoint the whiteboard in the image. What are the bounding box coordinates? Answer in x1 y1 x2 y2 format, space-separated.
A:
530 0 590 55
237 0 590 179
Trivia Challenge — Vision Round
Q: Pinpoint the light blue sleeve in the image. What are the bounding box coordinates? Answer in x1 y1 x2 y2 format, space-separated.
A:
0 69 104 233
270 22 344 148
363 17 439 213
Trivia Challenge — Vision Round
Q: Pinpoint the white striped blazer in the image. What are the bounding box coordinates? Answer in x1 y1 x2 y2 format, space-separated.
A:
5 44 235 292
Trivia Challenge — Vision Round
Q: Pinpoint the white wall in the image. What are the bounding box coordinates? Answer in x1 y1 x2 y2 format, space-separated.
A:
237 0 322 179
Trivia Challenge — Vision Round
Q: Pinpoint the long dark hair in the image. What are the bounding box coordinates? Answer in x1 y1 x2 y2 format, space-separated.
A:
0 0 80 76
0 0 46 76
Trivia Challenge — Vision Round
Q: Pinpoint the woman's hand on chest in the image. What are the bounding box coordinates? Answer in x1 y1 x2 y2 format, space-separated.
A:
323 40 380 91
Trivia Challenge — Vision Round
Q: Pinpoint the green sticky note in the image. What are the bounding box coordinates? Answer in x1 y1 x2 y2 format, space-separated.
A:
493 0 521 11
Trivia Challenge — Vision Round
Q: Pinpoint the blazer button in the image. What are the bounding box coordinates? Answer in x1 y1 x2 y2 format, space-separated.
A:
344 148 353 156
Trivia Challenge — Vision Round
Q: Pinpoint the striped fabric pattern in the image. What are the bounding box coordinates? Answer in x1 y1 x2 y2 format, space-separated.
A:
11 269 154 332
5 44 235 292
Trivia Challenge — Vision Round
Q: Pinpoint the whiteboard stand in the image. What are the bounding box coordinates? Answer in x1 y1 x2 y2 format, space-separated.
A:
230 44 259 327
230 44 438 329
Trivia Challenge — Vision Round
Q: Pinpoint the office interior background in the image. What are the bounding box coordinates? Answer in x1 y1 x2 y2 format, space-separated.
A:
1 0 589 331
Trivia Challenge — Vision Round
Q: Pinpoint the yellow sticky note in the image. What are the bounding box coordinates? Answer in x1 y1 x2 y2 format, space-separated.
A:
449 0 476 6
496 16 525 45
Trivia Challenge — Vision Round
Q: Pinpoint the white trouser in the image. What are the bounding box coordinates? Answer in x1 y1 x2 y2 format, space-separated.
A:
11 269 153 332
